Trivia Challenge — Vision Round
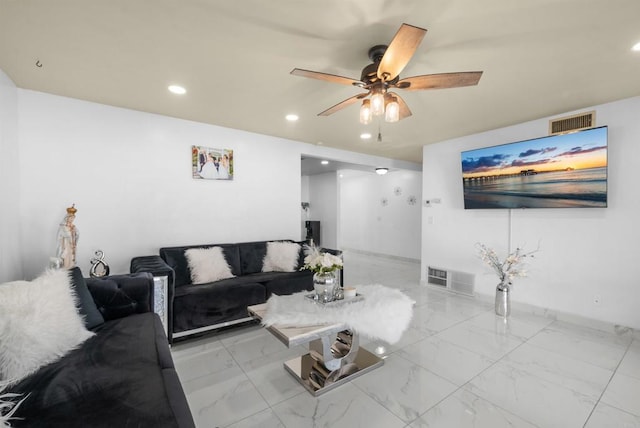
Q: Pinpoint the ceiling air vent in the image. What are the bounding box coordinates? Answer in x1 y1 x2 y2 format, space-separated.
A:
549 111 595 135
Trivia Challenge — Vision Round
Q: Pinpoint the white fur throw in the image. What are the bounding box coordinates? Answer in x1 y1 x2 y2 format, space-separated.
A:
0 269 94 386
262 284 415 344
262 241 301 273
185 247 235 284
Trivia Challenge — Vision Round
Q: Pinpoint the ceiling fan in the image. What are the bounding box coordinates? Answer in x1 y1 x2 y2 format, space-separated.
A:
291 23 483 124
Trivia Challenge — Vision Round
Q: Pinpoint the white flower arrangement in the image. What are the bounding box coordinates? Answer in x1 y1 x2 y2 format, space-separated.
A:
476 242 537 284
300 244 343 274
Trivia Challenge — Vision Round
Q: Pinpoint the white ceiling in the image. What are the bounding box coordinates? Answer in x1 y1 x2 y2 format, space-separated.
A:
2 0 639 164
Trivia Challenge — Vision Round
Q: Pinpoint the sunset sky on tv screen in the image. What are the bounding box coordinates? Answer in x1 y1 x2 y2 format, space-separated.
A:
461 126 607 179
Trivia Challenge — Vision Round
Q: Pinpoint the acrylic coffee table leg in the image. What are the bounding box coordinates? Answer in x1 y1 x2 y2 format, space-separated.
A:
283 330 384 396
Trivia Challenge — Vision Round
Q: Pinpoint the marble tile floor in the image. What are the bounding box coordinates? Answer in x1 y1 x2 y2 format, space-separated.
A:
171 252 640 428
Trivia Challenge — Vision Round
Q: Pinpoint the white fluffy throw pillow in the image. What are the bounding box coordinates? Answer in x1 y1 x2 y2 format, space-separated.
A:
185 247 235 284
262 241 301 273
0 269 94 385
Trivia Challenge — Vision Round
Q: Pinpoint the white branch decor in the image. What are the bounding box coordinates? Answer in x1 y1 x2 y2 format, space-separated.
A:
476 242 538 284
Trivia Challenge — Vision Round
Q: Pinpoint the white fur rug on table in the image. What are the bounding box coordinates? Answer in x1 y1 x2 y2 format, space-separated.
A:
262 284 415 344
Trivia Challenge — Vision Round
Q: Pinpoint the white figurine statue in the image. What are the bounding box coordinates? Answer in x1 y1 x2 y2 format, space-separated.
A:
56 204 79 269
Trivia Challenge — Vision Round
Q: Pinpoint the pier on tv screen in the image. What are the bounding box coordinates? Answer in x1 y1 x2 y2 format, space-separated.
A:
461 126 608 209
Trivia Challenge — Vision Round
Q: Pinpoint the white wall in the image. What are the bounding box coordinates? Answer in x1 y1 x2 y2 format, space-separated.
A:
422 96 640 329
10 88 417 280
0 70 21 282
341 169 422 260
307 172 339 249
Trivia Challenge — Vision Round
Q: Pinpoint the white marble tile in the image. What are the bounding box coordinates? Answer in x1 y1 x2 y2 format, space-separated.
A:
218 323 271 346
423 297 492 320
465 310 554 340
402 287 447 307
464 360 597 427
503 342 613 399
271 383 405 428
359 326 430 358
226 408 285 428
170 334 223 358
584 402 640 428
409 308 467 336
618 339 640 380
352 354 458 423
410 389 538 428
167 253 640 428
223 329 290 366
601 372 640 417
546 320 633 348
182 365 270 428
172 339 237 383
398 335 495 386
434 321 524 360
526 325 628 370
241 348 307 406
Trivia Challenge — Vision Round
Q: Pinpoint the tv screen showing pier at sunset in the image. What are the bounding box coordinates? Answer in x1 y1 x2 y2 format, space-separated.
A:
461 126 608 209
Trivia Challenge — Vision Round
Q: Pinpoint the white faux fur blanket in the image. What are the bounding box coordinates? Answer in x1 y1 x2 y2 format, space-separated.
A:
262 284 415 344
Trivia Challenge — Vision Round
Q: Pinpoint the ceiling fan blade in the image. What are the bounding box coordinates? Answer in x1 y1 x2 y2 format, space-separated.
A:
318 92 369 116
388 92 412 120
291 68 364 87
395 71 483 91
377 23 427 82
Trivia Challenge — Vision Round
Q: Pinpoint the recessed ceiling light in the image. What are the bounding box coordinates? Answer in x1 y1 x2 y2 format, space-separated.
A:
321 160 329 165
168 85 186 95
632 41 640 51
360 133 372 139
285 114 299 121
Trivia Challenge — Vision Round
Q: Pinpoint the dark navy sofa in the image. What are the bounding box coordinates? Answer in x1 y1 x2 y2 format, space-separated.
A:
131 240 340 342
8 270 195 428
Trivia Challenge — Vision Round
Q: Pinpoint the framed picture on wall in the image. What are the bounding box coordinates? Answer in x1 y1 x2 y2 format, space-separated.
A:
192 145 234 180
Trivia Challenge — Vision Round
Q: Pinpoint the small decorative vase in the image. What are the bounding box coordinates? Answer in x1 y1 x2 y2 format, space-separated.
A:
313 271 338 303
495 281 511 317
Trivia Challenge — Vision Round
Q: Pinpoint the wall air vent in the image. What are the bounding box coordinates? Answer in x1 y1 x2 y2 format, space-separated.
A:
549 111 595 135
427 266 475 296
427 267 448 287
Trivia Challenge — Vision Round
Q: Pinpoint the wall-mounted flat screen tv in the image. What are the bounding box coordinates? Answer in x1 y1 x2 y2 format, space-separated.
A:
461 126 608 209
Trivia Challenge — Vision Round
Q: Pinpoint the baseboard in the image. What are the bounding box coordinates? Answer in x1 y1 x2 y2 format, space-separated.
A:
420 280 636 335
341 247 420 264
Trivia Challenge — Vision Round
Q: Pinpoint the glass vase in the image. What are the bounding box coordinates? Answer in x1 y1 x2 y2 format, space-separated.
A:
495 281 511 317
313 271 338 303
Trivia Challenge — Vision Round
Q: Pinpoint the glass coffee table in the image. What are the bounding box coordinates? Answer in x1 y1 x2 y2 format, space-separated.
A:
248 303 384 396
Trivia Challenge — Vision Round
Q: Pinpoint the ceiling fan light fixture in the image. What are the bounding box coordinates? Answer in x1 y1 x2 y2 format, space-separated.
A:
371 91 385 116
385 96 400 123
360 99 372 124
375 167 389 175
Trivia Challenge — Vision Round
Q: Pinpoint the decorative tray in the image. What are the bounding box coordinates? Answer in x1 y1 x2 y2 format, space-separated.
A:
304 293 364 306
